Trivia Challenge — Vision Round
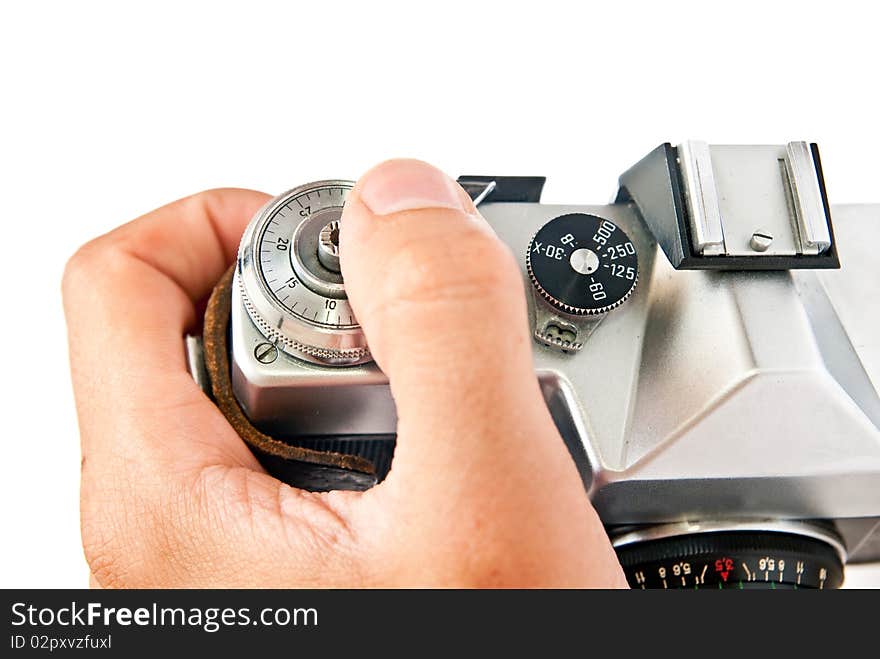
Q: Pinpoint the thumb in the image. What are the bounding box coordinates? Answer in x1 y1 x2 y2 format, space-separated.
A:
338 159 580 495
339 160 625 587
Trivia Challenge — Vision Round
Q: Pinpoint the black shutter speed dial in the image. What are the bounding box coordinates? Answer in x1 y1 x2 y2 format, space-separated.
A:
526 213 639 315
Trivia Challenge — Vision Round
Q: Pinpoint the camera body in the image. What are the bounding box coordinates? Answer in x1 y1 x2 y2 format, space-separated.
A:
192 142 880 587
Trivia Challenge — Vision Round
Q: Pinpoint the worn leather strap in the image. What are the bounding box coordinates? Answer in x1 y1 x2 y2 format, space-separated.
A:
201 266 379 491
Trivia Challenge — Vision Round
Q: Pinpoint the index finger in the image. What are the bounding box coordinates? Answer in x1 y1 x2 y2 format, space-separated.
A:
63 188 270 474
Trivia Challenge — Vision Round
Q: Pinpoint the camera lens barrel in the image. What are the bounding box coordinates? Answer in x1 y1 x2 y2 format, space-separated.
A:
611 522 845 589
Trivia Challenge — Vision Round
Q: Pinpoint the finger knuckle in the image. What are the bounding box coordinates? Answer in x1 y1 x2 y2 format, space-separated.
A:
61 237 129 307
61 240 101 299
186 188 237 215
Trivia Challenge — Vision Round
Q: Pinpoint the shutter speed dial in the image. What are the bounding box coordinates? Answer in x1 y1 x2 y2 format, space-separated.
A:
527 213 638 315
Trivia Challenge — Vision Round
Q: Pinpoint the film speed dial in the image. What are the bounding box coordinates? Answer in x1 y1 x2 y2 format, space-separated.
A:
237 180 370 366
527 213 638 315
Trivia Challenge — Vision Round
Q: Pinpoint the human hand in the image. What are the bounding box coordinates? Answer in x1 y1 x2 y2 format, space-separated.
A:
63 159 626 588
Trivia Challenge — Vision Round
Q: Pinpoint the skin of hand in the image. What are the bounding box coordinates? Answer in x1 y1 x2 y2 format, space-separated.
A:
62 159 627 588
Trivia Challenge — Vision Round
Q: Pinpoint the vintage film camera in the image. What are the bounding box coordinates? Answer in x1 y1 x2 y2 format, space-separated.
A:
188 142 880 588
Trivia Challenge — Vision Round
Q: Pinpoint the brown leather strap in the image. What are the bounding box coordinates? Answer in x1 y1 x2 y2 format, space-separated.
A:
201 266 378 491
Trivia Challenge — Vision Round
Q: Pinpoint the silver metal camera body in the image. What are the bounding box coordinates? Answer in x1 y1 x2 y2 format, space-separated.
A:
194 142 880 587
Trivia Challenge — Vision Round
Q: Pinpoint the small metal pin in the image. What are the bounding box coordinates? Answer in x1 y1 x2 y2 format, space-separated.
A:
254 342 278 364
469 180 497 207
459 180 497 207
749 230 774 252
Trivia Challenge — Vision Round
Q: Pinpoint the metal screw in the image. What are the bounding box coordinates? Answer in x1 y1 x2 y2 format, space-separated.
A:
254 342 278 364
749 230 774 252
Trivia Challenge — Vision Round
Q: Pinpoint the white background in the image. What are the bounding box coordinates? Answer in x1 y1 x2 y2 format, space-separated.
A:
1 1 878 587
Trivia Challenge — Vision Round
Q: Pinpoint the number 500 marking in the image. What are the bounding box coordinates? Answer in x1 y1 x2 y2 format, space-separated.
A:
592 220 617 246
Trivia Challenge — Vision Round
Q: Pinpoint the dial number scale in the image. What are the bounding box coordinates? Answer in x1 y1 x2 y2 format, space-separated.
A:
256 184 355 328
239 180 370 365
615 530 845 590
527 213 639 315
